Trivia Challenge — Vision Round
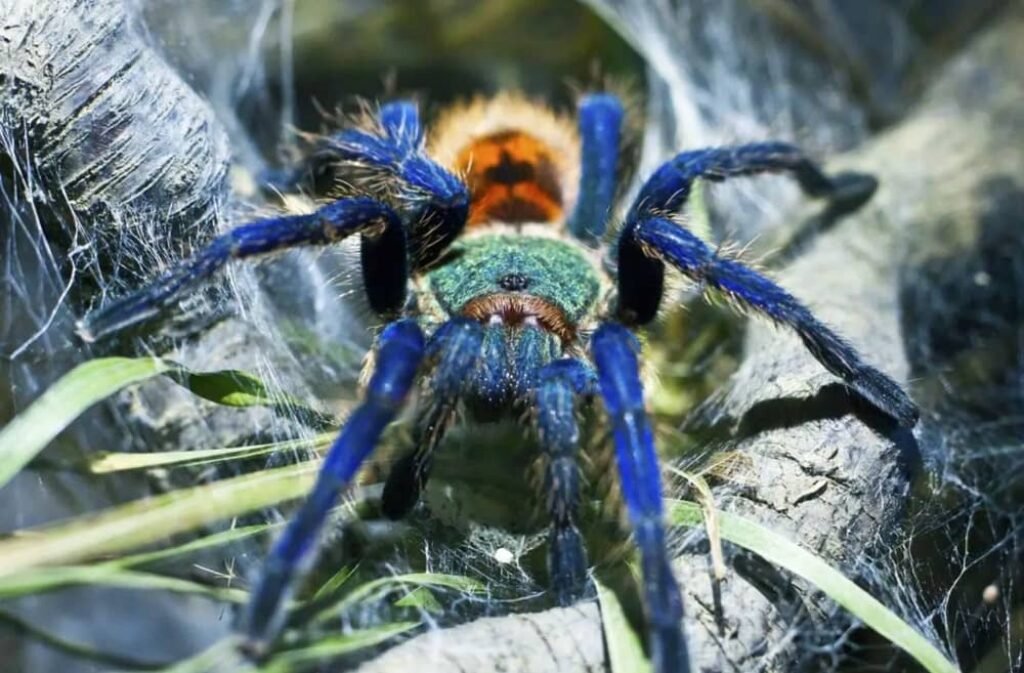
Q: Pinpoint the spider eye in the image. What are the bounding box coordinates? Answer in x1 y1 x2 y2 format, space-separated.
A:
498 272 530 291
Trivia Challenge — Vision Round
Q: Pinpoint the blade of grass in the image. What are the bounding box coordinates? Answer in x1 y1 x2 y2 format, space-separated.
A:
667 467 726 581
311 573 484 625
166 368 336 429
669 500 959 673
256 622 419 673
0 357 170 489
0 460 321 577
393 586 443 613
87 434 334 474
596 579 652 673
166 368 282 407
311 565 357 601
0 565 247 602
99 523 273 570
0 355 336 488
333 573 484 614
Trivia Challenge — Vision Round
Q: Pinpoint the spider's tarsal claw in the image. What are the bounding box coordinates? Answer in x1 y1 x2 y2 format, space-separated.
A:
237 556 296 657
825 171 879 214
549 524 590 606
536 359 595 608
651 619 690 673
849 365 920 427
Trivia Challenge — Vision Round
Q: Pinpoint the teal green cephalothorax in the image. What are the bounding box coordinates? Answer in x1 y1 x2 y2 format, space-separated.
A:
418 225 606 407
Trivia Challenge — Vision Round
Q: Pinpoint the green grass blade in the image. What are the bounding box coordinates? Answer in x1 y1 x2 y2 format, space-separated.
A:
311 573 483 625
0 461 321 577
393 586 443 613
333 573 484 614
167 368 283 407
311 565 357 601
98 523 273 569
0 357 170 489
87 434 334 474
667 467 726 581
596 579 652 673
669 500 959 673
0 566 247 602
256 622 419 673
166 368 335 428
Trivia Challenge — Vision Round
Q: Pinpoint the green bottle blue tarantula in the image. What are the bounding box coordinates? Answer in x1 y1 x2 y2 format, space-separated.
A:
78 91 919 673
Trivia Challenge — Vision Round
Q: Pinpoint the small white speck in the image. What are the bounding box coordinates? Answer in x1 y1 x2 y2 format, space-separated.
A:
974 271 991 286
488 314 504 326
523 315 539 327
493 547 515 564
983 584 999 604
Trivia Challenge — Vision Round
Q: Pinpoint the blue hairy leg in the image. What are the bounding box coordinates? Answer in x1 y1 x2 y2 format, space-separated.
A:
261 99 466 266
618 143 878 325
535 358 597 605
629 142 877 220
326 99 468 266
258 101 420 194
625 216 919 427
591 324 689 673
380 319 485 519
570 93 624 242
78 197 405 341
378 100 423 150
240 319 425 654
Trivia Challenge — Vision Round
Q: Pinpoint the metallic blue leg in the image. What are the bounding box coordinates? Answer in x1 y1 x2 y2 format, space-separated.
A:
260 101 421 207
535 358 596 605
326 99 468 267
378 100 422 151
77 197 405 341
628 142 877 221
591 324 689 673
239 319 425 654
569 93 624 242
381 318 485 520
261 99 467 267
617 144 877 326
625 216 919 427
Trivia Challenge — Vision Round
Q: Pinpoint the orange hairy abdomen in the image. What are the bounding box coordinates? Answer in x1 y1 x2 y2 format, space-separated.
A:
457 131 564 226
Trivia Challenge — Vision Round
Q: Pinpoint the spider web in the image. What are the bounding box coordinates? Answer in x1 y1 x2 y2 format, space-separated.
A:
1 1 1021 672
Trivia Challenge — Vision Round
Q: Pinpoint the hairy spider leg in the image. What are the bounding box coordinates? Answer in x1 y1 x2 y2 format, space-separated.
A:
618 143 878 325
535 358 597 605
256 101 418 195
628 142 878 222
381 319 485 519
240 319 425 654
329 99 469 267
77 197 405 342
378 100 423 150
592 324 689 673
569 93 624 242
624 216 919 427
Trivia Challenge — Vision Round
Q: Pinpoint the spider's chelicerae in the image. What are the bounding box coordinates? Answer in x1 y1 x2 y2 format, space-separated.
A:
78 91 919 673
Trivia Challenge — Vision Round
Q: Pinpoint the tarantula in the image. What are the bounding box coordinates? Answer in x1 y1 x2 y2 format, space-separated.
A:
78 91 918 673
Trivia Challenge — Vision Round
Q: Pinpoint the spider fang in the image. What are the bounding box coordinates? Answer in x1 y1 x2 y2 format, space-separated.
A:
461 292 574 342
